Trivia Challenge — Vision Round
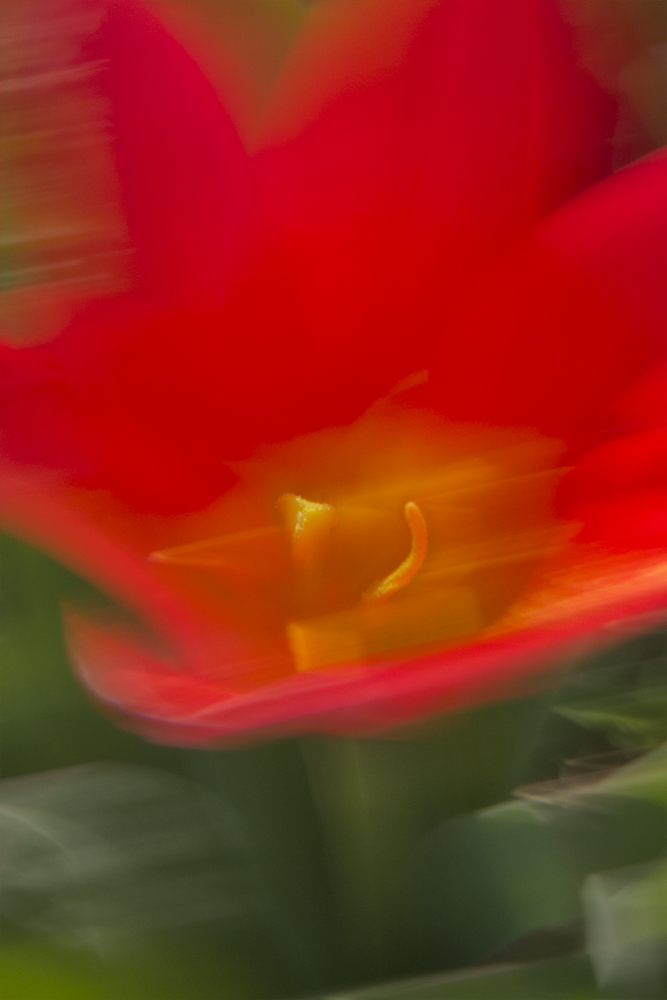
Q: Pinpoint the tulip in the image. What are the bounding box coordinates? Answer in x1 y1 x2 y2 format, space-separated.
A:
1 0 665 746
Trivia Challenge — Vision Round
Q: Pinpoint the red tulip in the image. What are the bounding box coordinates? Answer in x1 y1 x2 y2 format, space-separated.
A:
1 1 665 746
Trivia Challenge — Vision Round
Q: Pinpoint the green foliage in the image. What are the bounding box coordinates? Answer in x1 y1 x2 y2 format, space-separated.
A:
554 634 667 750
0 941 112 1000
584 859 667 998
318 956 616 1000
1 534 666 999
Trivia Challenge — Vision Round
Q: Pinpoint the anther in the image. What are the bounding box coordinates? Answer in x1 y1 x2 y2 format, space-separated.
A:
276 493 339 575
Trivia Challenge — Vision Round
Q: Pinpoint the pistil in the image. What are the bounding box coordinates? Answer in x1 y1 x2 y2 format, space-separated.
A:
363 502 428 601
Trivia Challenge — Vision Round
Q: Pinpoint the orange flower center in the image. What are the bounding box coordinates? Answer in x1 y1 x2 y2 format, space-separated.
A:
149 410 569 681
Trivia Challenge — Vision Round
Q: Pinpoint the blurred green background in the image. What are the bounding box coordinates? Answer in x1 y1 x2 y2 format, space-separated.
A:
1 533 665 1000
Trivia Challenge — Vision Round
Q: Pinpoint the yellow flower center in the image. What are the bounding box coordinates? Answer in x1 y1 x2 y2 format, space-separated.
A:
149 410 569 681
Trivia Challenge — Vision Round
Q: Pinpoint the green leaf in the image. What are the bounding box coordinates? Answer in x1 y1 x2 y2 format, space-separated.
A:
552 628 667 752
590 742 667 810
316 955 615 999
583 859 667 999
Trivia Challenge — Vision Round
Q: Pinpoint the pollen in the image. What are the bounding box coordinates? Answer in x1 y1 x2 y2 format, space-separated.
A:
276 493 339 576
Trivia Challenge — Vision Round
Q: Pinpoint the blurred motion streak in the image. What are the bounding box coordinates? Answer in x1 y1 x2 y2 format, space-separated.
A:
0 0 131 344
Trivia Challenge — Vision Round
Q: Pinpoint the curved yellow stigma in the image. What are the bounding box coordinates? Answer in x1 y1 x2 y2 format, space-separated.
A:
276 493 339 575
363 501 428 601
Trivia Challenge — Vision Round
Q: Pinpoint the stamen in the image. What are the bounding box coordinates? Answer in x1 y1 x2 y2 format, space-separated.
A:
363 501 428 600
276 493 339 574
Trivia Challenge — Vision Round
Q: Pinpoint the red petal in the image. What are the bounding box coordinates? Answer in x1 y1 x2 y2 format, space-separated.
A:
430 151 667 437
